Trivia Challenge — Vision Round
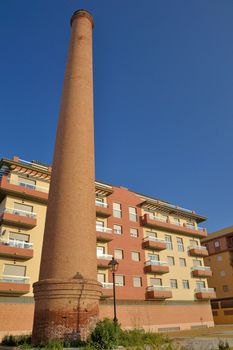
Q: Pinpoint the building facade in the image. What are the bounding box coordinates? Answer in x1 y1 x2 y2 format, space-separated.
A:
202 226 233 324
0 156 215 339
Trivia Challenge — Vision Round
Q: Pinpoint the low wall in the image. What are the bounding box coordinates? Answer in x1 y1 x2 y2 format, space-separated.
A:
100 299 214 331
0 297 214 340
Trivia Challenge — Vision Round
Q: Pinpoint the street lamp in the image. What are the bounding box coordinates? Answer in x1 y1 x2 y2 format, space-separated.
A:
108 257 119 328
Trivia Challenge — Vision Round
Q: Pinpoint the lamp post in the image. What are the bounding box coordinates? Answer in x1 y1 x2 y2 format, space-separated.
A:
108 257 119 328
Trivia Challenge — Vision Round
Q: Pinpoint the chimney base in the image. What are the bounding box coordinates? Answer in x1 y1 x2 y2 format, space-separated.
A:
32 278 101 344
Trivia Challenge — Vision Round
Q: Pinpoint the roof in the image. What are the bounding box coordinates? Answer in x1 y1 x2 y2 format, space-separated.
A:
202 226 233 243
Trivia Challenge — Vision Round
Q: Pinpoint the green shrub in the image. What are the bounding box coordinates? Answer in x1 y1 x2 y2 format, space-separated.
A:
1 334 31 346
89 318 120 350
219 340 230 350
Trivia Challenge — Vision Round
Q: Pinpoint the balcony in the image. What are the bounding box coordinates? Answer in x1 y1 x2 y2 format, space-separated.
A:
188 245 208 257
96 226 113 242
95 201 111 218
0 208 37 228
146 286 172 300
144 260 169 274
141 214 207 238
0 275 30 295
195 288 216 300
0 176 49 204
101 282 113 298
191 266 212 278
97 253 113 268
142 236 167 251
0 239 33 259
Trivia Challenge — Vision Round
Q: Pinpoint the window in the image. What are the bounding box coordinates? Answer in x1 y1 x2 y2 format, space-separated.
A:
96 220 104 232
170 279 178 289
167 256 175 266
96 246 105 256
96 197 105 207
145 230 157 238
3 264 26 277
220 271 226 277
113 224 122 235
114 249 123 259
165 235 173 250
9 232 29 242
150 278 162 286
217 255 223 262
113 203 122 218
129 207 137 222
13 203 33 216
97 273 105 283
173 217 180 226
190 239 198 246
115 275 124 286
133 277 142 287
193 259 202 267
196 281 205 289
148 254 159 261
182 280 190 289
177 237 184 252
130 228 138 237
214 240 221 251
18 177 36 189
131 252 140 261
223 285 229 292
179 258 186 267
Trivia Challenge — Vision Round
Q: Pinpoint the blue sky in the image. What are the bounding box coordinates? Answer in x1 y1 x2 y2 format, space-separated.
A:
0 1 233 233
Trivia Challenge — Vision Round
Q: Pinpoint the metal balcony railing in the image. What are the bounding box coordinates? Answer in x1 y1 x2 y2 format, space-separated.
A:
0 238 33 249
143 236 166 243
96 226 112 233
147 285 171 292
188 244 207 251
195 287 215 293
0 239 33 249
101 282 113 289
145 260 168 267
0 275 29 284
97 253 113 260
7 178 49 193
95 201 108 208
191 266 211 271
0 208 36 219
148 214 167 223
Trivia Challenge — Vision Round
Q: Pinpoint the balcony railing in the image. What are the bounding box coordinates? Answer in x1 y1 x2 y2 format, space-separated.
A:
96 226 112 233
0 239 33 249
0 275 29 284
143 236 166 243
145 260 168 267
95 201 108 208
101 282 113 289
142 214 207 237
191 266 211 272
147 285 171 292
148 214 167 223
8 178 49 193
195 287 215 293
97 253 113 260
0 208 37 219
188 244 207 251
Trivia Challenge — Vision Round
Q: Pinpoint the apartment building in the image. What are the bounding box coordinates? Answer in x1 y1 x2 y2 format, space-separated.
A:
202 226 233 324
0 156 215 338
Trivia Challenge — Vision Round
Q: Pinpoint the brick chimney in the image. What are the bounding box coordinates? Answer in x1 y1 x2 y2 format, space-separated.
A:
32 10 101 343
